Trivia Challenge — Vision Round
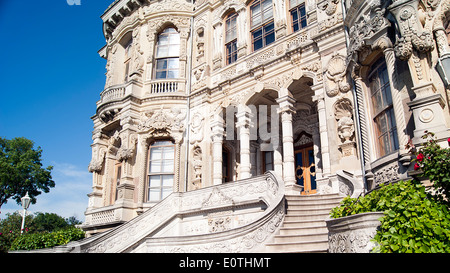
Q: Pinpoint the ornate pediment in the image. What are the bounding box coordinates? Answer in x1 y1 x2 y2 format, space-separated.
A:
138 106 187 142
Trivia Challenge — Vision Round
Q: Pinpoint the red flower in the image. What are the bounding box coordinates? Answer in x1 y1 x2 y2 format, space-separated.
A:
448 137 450 144
414 163 421 171
417 153 424 162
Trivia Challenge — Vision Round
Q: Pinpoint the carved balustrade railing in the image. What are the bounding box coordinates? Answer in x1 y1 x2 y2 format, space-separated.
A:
100 84 126 104
149 79 183 94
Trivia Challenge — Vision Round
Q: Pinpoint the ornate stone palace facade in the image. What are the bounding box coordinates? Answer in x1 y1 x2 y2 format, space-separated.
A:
77 0 450 252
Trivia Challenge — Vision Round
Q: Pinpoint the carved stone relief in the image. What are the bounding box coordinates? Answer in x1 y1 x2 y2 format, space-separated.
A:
89 145 107 173
373 163 400 186
325 54 351 97
334 98 356 157
192 146 203 190
138 106 187 143
190 112 205 144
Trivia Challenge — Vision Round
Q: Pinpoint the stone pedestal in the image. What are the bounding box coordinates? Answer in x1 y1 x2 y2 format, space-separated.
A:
407 93 449 143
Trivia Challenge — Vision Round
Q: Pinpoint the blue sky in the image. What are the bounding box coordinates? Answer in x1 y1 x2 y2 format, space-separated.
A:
0 0 114 220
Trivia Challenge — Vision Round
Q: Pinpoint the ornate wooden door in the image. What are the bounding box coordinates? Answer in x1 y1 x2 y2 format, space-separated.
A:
295 146 316 195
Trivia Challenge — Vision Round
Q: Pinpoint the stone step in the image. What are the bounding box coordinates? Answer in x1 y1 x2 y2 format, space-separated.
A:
285 196 343 205
284 212 330 221
281 219 327 229
285 193 341 200
272 232 328 243
279 225 328 236
286 202 341 210
265 239 329 252
287 207 335 216
264 193 343 253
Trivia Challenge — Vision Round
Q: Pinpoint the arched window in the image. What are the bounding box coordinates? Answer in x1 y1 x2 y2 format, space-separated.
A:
369 58 399 156
290 0 307 32
225 12 238 65
147 140 175 202
250 0 275 51
155 28 180 79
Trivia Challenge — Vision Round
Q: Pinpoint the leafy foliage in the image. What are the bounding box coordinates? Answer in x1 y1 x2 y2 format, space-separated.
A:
0 211 83 252
0 137 54 208
330 180 450 253
9 227 85 251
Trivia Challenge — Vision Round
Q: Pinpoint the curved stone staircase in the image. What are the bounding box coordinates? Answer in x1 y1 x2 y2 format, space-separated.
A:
265 193 342 253
14 172 345 253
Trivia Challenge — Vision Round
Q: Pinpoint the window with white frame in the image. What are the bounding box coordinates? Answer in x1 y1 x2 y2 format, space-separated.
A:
124 38 133 82
147 140 175 202
225 12 238 65
155 28 180 79
250 0 275 51
290 0 307 32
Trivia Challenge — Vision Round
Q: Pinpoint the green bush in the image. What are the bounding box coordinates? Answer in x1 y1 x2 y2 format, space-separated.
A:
330 180 450 253
10 227 85 251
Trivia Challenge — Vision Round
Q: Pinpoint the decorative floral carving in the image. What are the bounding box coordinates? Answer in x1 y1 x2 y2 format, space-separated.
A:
374 163 400 186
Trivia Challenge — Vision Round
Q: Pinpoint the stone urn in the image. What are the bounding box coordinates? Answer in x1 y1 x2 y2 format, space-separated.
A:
326 212 384 253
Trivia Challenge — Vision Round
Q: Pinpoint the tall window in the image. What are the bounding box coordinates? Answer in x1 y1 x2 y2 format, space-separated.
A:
148 140 175 202
369 59 399 156
290 0 307 32
124 38 133 82
114 163 122 202
225 12 238 65
155 28 180 79
250 0 275 51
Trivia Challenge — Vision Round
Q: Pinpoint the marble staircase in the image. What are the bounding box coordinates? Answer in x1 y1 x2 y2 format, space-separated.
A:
265 193 342 253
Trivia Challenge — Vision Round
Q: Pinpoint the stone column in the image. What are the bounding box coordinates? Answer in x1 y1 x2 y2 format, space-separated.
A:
211 120 224 185
236 107 253 180
137 136 150 213
276 95 298 193
312 91 331 176
383 47 409 161
274 138 283 178
352 75 374 188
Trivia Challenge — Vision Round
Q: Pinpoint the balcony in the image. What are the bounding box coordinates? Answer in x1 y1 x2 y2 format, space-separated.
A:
149 79 184 94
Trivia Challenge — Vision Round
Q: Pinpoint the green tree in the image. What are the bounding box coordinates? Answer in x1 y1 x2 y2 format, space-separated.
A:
0 137 55 211
32 212 69 233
